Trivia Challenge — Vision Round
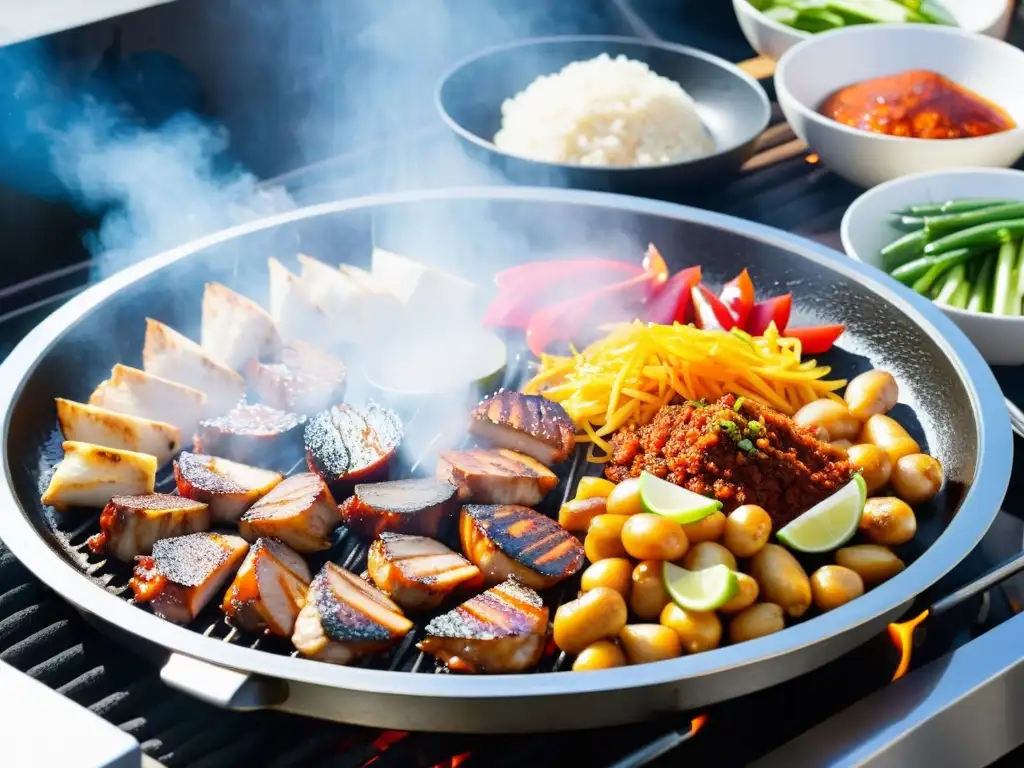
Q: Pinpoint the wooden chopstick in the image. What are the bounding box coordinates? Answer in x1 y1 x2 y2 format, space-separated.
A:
738 55 777 80
740 138 809 173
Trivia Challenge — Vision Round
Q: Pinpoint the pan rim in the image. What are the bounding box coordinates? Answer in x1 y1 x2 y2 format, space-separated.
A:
0 186 1011 701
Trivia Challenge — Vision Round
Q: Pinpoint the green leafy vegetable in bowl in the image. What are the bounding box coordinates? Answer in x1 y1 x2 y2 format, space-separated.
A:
748 0 956 33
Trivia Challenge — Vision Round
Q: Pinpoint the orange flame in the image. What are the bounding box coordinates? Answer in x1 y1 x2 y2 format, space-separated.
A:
887 609 929 682
691 714 708 735
806 153 820 164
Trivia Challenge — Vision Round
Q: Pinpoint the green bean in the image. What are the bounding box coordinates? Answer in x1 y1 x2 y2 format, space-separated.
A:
911 250 972 295
1013 239 1024 317
950 280 972 309
923 219 1024 256
966 252 997 313
903 199 1014 217
888 214 927 232
881 229 928 271
934 264 967 307
890 247 976 287
924 203 1024 238
991 240 1019 315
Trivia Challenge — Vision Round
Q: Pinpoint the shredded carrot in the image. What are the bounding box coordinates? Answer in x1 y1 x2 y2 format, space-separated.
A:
522 321 845 461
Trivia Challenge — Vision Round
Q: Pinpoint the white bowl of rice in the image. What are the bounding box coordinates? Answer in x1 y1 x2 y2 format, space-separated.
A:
436 36 771 195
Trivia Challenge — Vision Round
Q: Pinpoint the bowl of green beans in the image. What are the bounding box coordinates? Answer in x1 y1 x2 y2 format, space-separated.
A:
733 0 1012 62
842 167 1024 365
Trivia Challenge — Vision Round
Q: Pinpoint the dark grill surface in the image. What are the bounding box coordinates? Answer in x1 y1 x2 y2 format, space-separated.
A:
5 4 1024 767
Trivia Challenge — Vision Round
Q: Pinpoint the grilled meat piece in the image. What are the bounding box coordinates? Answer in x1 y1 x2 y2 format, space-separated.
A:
89 364 209 441
418 577 548 673
142 318 245 414
268 257 328 345
367 533 482 612
56 398 181 467
88 494 210 563
292 562 413 665
41 441 157 510
460 504 584 590
239 473 342 553
174 451 284 524
244 341 347 414
222 537 311 635
469 392 576 465
201 282 282 371
193 401 305 465
305 402 403 493
130 532 249 624
338 478 457 539
437 448 558 505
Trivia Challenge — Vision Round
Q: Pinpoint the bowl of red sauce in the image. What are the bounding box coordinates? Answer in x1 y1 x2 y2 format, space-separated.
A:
775 24 1024 188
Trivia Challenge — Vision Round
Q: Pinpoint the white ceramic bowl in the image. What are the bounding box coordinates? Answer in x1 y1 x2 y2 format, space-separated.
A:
841 167 1024 365
775 25 1024 189
733 0 1013 61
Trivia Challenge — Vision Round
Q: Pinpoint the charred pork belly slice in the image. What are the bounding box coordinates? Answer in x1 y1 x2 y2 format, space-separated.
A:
437 448 558 505
88 494 210 563
130 532 249 624
244 341 347 414
56 398 181 467
222 537 311 636
460 504 584 590
193 401 305 465
418 577 548 673
239 473 341 553
469 392 576 466
142 318 245 414
338 478 457 539
41 441 157 510
292 562 413 665
89 364 209 441
174 451 284 524
268 257 328 345
367 533 482 612
305 402 403 493
201 282 282 372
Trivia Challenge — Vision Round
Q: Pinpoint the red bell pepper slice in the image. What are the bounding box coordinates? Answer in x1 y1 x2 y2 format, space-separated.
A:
644 266 702 325
692 284 737 331
719 269 756 327
494 259 642 291
526 263 663 357
745 294 793 336
784 325 845 355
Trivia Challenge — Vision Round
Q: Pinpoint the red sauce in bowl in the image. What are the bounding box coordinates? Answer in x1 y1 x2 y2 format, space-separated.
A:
818 69 1016 139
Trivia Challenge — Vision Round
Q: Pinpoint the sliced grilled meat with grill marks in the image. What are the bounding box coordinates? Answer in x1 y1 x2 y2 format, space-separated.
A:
437 448 558 505
418 577 548 673
338 478 457 539
469 392 576 465
292 562 413 665
367 533 482 612
244 341 347 414
222 537 311 636
130 532 249 624
193 401 305 465
142 318 245 414
89 364 209 441
56 398 181 467
174 451 283 524
305 402 403 493
460 504 585 590
41 441 157 510
88 494 210 563
239 472 341 553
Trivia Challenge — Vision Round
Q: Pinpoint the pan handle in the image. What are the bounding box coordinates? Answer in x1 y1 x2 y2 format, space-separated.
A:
159 652 289 710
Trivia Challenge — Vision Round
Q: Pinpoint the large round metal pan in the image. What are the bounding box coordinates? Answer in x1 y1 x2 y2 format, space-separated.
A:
0 188 1011 733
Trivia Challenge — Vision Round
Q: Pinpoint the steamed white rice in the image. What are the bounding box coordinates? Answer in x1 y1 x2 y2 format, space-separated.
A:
494 53 715 168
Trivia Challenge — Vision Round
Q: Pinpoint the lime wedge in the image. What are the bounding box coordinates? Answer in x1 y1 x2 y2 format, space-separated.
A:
777 474 867 554
640 471 722 524
663 562 739 612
